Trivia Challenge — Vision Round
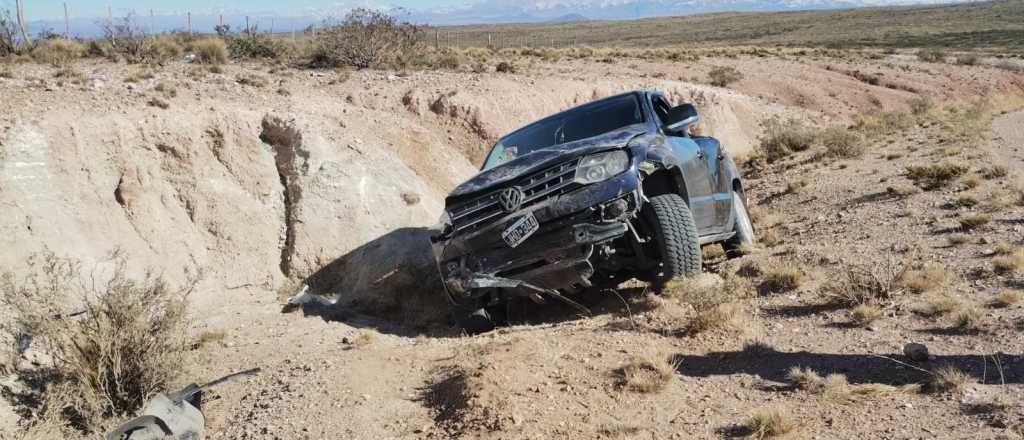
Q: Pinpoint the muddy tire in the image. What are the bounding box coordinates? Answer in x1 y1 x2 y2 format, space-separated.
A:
723 190 756 256
643 193 702 285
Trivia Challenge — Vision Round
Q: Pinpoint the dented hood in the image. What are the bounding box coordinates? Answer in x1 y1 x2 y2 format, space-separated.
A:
448 124 646 201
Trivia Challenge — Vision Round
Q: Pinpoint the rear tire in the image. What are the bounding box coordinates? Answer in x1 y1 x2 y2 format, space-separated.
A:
452 304 495 335
642 194 702 286
723 189 756 257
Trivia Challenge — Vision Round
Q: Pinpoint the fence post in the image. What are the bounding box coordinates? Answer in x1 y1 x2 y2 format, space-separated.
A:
187 12 192 35
63 2 69 37
245 16 250 34
435 30 439 49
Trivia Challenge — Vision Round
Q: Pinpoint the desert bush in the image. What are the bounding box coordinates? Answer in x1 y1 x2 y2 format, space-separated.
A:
824 263 905 306
959 213 990 231
190 38 228 64
898 266 948 293
953 193 980 208
99 13 153 64
946 233 970 246
850 304 883 326
744 407 797 438
992 249 1024 275
993 290 1022 307
908 96 933 116
615 356 676 393
755 117 817 162
31 38 85 66
950 307 982 332
920 292 962 316
226 32 282 60
906 163 968 189
708 65 743 87
759 268 802 294
956 53 980 66
821 126 863 158
0 253 192 431
981 165 1008 179
916 48 946 63
236 73 268 88
147 96 170 109
854 110 914 137
495 60 516 73
929 366 975 393
311 8 421 69
144 35 184 63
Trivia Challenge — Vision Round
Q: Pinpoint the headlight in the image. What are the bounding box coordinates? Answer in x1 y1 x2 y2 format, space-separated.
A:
574 150 629 184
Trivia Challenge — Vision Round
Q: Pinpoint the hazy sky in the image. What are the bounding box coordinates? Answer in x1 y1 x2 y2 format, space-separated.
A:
10 0 955 21
10 0 458 20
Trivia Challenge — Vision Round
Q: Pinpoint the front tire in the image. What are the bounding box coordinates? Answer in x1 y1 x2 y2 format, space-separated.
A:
642 194 702 286
723 189 756 256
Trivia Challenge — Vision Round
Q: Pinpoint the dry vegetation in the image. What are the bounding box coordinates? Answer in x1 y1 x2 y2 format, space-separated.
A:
615 356 677 393
0 253 192 432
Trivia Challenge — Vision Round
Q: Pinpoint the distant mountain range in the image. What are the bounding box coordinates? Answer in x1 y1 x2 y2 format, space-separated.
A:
24 0 967 37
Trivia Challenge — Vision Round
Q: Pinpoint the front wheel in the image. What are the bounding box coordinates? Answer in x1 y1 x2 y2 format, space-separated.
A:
723 190 756 256
641 194 702 286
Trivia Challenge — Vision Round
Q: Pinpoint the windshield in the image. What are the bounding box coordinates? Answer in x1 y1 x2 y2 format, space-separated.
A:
482 94 644 170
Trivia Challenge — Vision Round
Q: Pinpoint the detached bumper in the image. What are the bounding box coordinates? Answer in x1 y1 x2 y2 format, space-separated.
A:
433 172 640 305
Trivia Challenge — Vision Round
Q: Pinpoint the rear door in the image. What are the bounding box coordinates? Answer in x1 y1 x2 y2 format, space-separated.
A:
694 136 732 231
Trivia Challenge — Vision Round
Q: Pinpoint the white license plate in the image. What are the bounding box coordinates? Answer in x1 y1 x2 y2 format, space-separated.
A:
501 213 540 248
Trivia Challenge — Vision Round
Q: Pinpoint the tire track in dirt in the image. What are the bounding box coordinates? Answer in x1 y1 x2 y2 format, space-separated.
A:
991 110 1024 171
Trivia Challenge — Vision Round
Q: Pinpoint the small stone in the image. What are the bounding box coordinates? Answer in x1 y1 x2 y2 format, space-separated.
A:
904 342 929 362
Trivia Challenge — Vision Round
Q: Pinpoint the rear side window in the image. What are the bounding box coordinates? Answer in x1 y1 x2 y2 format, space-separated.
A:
483 94 644 170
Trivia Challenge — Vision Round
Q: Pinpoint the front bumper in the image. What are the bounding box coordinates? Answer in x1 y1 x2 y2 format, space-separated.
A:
432 171 641 305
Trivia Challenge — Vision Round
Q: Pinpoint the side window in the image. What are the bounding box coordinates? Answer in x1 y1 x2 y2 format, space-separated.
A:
652 96 671 127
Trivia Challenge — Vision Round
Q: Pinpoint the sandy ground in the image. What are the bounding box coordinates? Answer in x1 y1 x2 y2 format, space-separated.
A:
1 52 1024 439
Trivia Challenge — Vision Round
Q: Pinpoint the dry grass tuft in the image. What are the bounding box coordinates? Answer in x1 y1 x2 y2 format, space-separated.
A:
349 329 377 348
898 266 947 293
786 367 825 392
195 329 227 348
236 73 269 88
958 213 990 231
949 307 983 332
147 97 170 109
1 253 192 431
929 366 975 394
702 244 726 260
708 65 743 87
920 292 962 316
190 38 228 64
821 126 864 158
31 38 86 67
953 193 980 208
992 247 1024 275
981 165 1008 180
906 163 968 189
992 289 1022 307
688 302 741 334
759 268 802 294
755 117 817 162
946 233 970 246
616 356 677 393
823 263 904 306
744 407 797 439
850 304 883 326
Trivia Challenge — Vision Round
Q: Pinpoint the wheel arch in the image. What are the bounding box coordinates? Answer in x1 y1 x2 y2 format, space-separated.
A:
642 167 691 205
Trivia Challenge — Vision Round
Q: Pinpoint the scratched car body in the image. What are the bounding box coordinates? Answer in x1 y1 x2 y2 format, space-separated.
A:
430 90 756 332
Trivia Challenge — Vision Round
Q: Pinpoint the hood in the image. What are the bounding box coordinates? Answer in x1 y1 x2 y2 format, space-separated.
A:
447 124 647 201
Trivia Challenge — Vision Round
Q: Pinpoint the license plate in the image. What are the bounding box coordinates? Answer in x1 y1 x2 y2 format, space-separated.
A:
501 213 540 248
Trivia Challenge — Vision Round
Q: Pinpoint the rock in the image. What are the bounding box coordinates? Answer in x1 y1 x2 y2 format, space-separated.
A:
904 343 929 362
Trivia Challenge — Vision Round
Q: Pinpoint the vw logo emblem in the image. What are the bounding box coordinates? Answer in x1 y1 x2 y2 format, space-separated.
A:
498 187 524 213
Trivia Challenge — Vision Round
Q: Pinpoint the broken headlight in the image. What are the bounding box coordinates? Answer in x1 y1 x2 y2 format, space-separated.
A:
574 150 629 185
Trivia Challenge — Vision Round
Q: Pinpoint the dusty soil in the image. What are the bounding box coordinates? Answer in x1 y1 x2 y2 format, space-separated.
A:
1 52 1023 439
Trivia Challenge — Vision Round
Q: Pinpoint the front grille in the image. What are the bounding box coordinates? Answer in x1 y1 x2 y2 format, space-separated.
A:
450 158 581 233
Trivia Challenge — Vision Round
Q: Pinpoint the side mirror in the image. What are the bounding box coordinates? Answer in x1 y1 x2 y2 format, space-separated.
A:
663 104 699 133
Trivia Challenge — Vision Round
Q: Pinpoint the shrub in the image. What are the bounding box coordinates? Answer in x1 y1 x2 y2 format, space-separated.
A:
312 8 421 69
993 290 1022 307
226 32 281 60
850 304 883 326
929 366 975 394
147 96 170 109
236 73 268 88
946 233 970 246
908 96 933 116
615 356 677 393
1 9 19 57
898 266 947 293
708 66 743 87
906 163 968 189
756 117 817 162
144 35 184 63
0 253 192 431
190 38 228 64
824 263 905 306
921 292 962 316
495 60 516 73
981 165 1008 179
953 193 980 208
821 126 863 158
759 268 802 294
31 37 85 66
744 408 797 438
99 13 153 64
956 53 980 66
916 48 946 63
958 213 990 231
992 250 1024 275
950 307 982 332
854 111 914 137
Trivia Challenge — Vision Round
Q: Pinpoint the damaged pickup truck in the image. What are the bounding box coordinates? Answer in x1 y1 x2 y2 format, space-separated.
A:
430 90 755 332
